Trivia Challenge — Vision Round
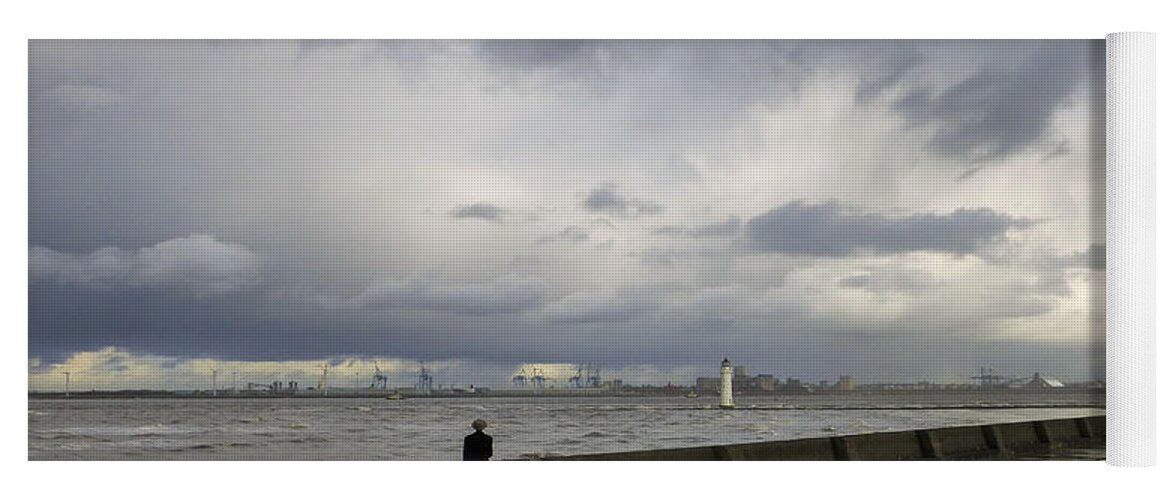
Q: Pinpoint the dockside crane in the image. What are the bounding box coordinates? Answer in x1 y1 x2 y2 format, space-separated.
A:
512 368 529 387
416 363 434 395
370 363 389 390
971 367 1005 387
587 364 602 388
568 365 583 389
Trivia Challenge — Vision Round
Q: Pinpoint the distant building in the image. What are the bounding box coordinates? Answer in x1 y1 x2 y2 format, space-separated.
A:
696 377 721 394
833 375 855 391
778 377 811 394
698 369 778 393
734 374 777 392
753 375 777 392
1023 373 1065 389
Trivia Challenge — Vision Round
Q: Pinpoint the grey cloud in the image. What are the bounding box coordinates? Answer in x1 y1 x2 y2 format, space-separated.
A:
853 44 926 103
894 41 1102 162
40 84 126 107
652 226 686 237
745 202 1032 257
538 226 589 245
689 216 741 238
987 295 1052 319
543 290 659 324
450 203 505 222
582 184 626 213
634 200 664 216
478 40 607 70
29 234 260 296
654 216 741 239
582 184 661 217
838 267 933 292
476 40 803 107
352 275 546 315
1037 244 1106 275
1079 244 1106 271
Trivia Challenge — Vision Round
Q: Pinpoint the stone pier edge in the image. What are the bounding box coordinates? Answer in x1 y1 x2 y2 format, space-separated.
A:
545 415 1105 461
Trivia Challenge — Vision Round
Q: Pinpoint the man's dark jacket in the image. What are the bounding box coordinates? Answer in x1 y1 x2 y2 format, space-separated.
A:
463 430 493 461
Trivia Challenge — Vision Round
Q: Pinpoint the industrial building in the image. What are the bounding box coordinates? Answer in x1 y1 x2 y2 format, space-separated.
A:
834 375 855 391
1022 372 1065 389
696 365 778 394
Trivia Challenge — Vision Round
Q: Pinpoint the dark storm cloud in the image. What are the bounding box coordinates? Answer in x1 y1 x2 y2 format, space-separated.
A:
28 276 1099 383
28 278 541 364
450 203 505 222
895 40 1103 162
28 284 434 364
745 202 1032 257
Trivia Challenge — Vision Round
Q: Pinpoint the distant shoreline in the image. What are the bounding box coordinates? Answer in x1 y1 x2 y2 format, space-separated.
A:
28 386 1106 403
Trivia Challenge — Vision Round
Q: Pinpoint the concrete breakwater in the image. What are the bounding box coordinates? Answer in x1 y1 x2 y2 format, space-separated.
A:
548 416 1105 460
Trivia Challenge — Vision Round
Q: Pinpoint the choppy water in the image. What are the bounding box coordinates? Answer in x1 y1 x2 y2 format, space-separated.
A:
28 392 1104 460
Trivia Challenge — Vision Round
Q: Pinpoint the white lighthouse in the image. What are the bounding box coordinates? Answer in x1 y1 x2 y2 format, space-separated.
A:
719 358 734 409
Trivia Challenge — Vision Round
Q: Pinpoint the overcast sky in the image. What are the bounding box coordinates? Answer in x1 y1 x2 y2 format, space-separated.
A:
28 40 1105 391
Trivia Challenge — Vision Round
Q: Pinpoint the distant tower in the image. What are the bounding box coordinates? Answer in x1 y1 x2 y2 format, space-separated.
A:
719 358 734 409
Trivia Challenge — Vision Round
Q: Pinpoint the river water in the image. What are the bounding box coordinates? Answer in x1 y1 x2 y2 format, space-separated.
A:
28 392 1104 460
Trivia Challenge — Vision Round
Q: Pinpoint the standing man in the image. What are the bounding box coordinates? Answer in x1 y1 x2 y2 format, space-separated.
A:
463 419 493 461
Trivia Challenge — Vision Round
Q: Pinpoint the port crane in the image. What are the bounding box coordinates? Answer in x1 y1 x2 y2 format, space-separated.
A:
370 363 389 390
529 368 546 388
971 367 1037 387
971 367 1005 386
416 363 434 394
587 365 602 388
512 368 529 387
568 365 583 388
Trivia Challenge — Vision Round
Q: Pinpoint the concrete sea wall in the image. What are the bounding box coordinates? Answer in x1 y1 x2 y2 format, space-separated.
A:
550 416 1105 460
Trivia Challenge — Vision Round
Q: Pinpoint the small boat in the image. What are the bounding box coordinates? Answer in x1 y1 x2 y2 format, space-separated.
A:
684 391 699 399
386 393 403 400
